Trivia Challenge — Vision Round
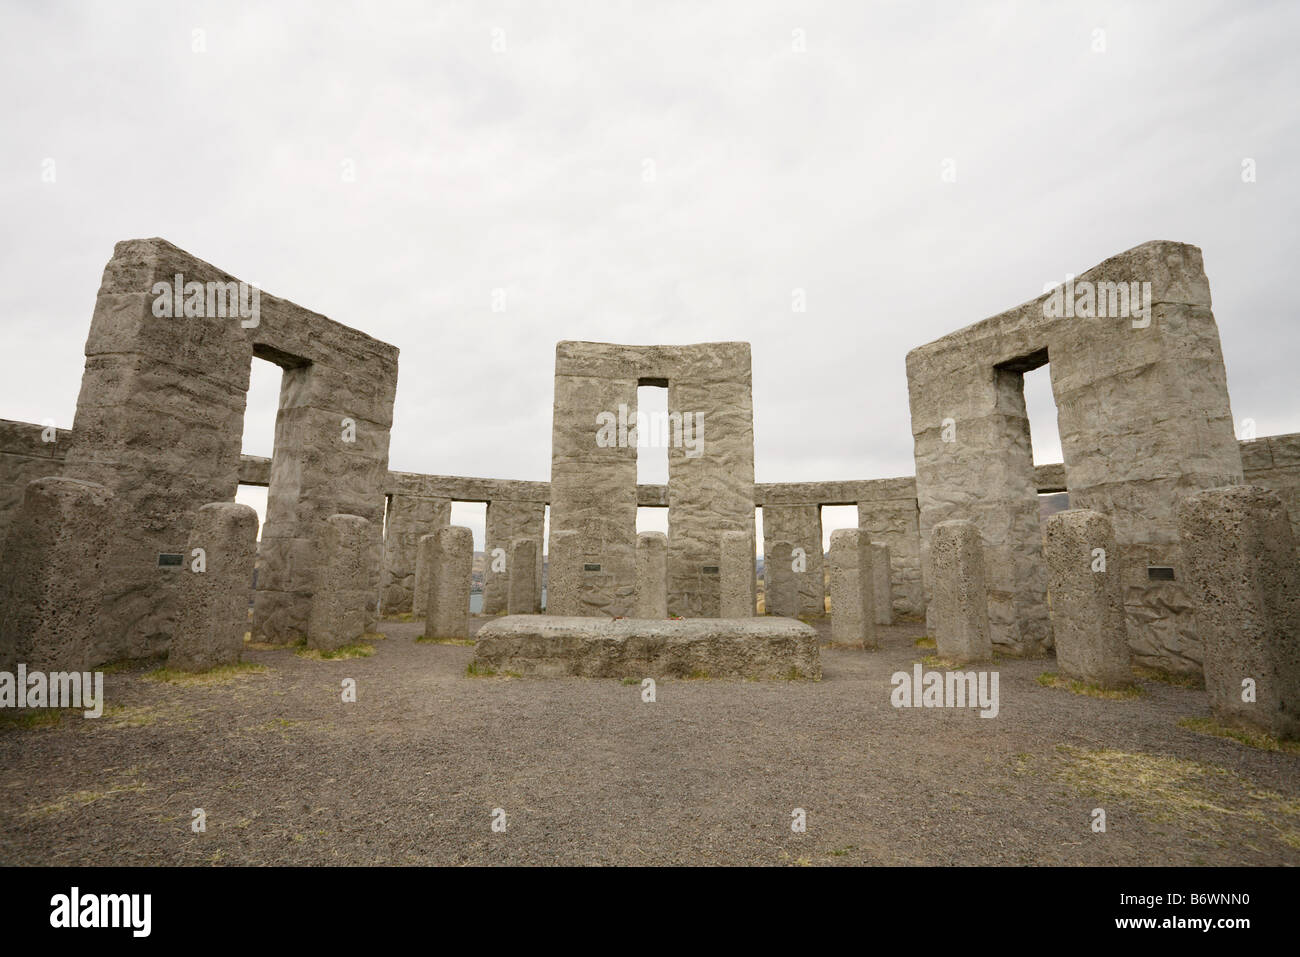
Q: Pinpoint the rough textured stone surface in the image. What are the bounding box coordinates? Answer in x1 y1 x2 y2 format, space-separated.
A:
0 419 72 547
424 525 473 640
473 615 821 679
51 239 397 661
856 483 923 619
1179 486 1300 739
765 540 797 617
381 493 449 615
828 529 871 647
168 502 258 671
634 531 668 618
909 241 1241 666
929 520 992 664
412 532 437 618
869 543 893 626
545 529 583 616
307 514 372 652
548 341 755 618
507 537 539 615
719 530 754 618
484 499 545 614
1043 509 1132 688
762 506 823 617
0 477 114 671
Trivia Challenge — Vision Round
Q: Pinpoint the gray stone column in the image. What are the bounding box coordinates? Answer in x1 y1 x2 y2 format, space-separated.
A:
307 514 372 652
870 542 893 626
829 529 870 647
169 502 258 671
763 504 824 617
0 476 114 671
545 529 583 616
765 540 797 617
1179 486 1300 739
413 532 437 617
484 499 546 614
381 493 450 615
635 531 668 618
1043 509 1131 688
425 525 473 640
507 537 539 615
719 530 754 617
929 519 992 664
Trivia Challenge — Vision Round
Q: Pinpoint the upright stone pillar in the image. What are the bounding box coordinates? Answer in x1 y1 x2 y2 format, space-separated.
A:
425 525 473 640
546 529 583 616
635 531 668 618
507 537 539 615
929 520 992 664
169 502 258 671
307 514 372 652
719 531 753 618
765 541 797 617
0 476 114 671
1043 509 1132 688
413 532 437 618
829 529 872 647
1179 486 1300 739
870 543 893 626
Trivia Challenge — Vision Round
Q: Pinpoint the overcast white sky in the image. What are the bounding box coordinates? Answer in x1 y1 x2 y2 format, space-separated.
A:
2 1 1296 550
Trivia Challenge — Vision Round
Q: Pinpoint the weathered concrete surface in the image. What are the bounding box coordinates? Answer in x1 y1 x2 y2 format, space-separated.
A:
545 529 582 616
765 540 797 617
909 242 1241 667
856 481 923 619
828 529 872 647
719 530 754 618
762 506 823 617
381 493 449 615
548 341 755 618
634 531 668 618
424 525 473 640
1043 509 1132 688
51 239 397 662
307 514 372 652
412 532 437 618
169 502 258 671
507 537 539 615
1179 486 1300 739
473 615 821 679
929 520 992 664
0 477 114 671
1239 433 1300 549
0 419 72 546
869 543 893 626
484 499 545 614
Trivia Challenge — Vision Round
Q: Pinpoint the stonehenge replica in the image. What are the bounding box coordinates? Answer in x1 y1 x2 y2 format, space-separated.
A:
0 237 1298 734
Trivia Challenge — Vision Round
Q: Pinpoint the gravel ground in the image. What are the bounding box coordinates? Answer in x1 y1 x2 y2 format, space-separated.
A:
1 616 1297 866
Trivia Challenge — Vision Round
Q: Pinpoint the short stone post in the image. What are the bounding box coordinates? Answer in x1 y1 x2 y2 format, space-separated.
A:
1179 486 1300 739
766 540 797 617
545 530 583 616
425 525 473 640
507 537 538 615
635 531 668 618
719 531 754 617
413 532 436 618
1043 509 1132 688
929 519 992 663
169 502 259 671
829 529 872 647
308 514 372 652
870 543 893 626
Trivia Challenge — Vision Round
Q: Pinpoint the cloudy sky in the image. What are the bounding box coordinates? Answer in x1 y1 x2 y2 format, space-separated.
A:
2 1 1296 548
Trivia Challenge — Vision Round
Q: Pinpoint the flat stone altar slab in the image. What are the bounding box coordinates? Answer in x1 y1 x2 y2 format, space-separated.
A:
472 616 821 679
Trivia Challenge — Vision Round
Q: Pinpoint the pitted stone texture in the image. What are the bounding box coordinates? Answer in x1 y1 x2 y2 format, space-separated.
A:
765 541 797 617
424 525 473 640
829 529 873 647
870 543 893 626
549 341 755 618
507 537 539 615
719 530 754 618
0 419 72 546
1179 486 1300 739
169 502 258 671
634 531 668 618
412 532 437 618
0 477 114 671
484 500 545 614
762 505 823 617
307 514 372 652
909 242 1241 666
929 520 992 664
1043 509 1132 688
545 530 583 616
857 485 923 618
473 615 821 679
382 494 449 615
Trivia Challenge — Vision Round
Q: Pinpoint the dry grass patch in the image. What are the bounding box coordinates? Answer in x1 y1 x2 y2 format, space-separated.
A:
1134 664 1204 689
1037 672 1143 700
26 772 150 818
416 635 475 646
1178 716 1300 754
144 661 269 685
